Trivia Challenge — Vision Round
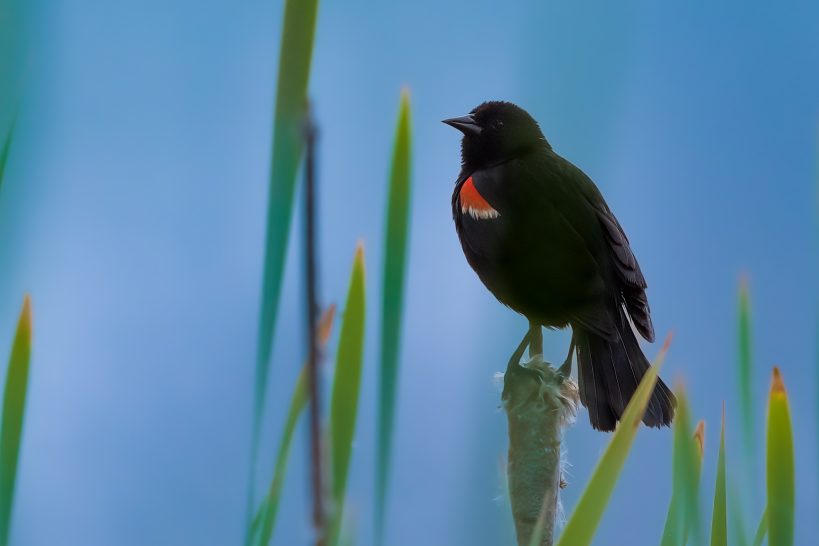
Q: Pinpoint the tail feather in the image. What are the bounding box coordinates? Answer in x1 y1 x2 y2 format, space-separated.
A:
577 340 617 431
575 307 675 432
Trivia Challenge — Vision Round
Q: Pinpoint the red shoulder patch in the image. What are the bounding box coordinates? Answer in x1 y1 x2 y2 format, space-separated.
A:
460 176 500 219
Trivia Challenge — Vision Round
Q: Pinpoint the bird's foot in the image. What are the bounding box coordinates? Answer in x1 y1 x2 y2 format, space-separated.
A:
557 357 572 380
502 361 546 402
506 330 531 376
556 335 575 380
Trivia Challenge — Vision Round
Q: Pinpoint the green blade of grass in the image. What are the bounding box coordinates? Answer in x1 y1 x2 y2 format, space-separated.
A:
710 407 727 546
554 337 671 546
247 0 320 535
329 244 367 545
250 0 321 494
751 507 767 546
339 513 357 546
688 420 706 545
737 277 753 459
252 369 309 546
660 387 702 546
249 306 336 546
248 502 265 545
0 119 15 192
375 89 412 545
0 0 23 126
766 368 794 546
729 478 749 546
0 295 32 546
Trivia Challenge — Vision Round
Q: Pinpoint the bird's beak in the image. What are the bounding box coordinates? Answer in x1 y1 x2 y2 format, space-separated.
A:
442 114 482 136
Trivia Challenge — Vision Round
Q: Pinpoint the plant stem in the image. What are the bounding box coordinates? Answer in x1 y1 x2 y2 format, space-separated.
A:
304 105 326 546
504 356 578 546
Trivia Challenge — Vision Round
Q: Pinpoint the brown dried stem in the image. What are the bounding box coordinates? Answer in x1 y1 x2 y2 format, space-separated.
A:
304 106 327 546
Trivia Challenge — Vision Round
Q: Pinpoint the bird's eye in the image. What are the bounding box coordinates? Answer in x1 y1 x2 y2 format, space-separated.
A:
493 119 504 130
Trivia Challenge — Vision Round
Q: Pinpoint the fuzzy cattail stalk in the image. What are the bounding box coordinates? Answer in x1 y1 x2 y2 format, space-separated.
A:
503 357 579 546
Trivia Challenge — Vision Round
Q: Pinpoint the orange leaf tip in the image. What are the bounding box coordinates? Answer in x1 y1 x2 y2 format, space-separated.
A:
20 293 32 334
659 331 674 355
771 366 786 395
694 420 705 458
317 304 336 346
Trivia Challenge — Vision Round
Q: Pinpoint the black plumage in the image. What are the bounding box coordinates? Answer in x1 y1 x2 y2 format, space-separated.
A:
445 101 674 431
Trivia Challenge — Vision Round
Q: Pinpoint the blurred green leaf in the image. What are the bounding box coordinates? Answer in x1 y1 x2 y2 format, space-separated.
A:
660 388 702 546
250 0 321 490
766 368 794 546
249 307 337 546
0 120 14 193
329 245 367 545
339 513 357 546
0 295 32 546
376 89 412 545
253 371 308 546
737 278 753 458
710 408 727 546
248 502 265 546
554 337 670 546
729 480 749 546
689 421 705 545
751 507 767 546
0 0 24 128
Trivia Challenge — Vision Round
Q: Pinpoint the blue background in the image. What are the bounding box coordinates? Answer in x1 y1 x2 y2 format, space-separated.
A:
0 0 817 544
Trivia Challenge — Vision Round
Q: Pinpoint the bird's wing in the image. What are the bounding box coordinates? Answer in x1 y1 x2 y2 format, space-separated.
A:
552 154 656 342
594 202 654 341
484 159 616 340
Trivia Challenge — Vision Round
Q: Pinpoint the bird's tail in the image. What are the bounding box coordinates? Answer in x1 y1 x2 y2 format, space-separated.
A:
575 307 675 432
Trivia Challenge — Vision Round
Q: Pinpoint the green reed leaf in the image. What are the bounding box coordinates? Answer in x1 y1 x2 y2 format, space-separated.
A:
0 296 32 546
737 278 753 459
329 245 367 545
250 0 321 496
766 368 794 546
250 307 336 546
660 388 702 546
376 89 412 545
0 120 14 193
751 507 767 546
710 408 727 546
555 337 671 546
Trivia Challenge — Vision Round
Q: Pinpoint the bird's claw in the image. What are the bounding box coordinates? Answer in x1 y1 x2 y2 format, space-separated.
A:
502 361 546 402
557 358 572 380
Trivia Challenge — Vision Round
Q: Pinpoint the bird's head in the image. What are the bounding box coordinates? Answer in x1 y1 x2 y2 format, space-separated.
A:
443 101 549 169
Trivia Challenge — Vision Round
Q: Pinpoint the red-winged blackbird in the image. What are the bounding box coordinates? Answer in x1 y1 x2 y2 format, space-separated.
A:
444 101 675 431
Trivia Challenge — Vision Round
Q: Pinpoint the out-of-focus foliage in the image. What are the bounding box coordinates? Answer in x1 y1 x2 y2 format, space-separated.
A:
660 389 702 546
0 121 14 194
376 89 412 545
766 368 794 546
0 296 32 546
751 508 767 546
737 279 754 459
329 245 367 545
249 307 336 546
710 410 727 546
247 0 320 538
251 0 320 482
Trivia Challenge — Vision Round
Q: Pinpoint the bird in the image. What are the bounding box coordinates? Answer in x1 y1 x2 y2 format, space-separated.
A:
443 101 674 431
